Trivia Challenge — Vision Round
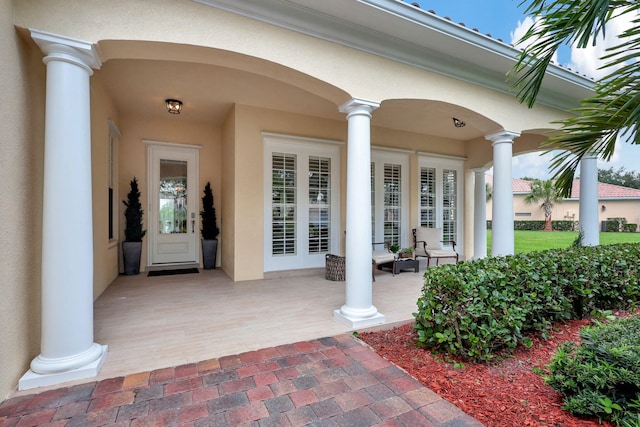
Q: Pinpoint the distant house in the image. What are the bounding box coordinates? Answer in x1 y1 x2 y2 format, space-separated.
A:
486 176 640 228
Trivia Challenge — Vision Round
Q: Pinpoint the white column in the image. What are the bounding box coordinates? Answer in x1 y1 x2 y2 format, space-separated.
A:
579 155 600 246
20 30 107 390
473 168 488 259
486 131 520 256
334 98 385 328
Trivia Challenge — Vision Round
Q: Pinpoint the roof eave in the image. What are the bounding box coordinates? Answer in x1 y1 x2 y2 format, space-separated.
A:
193 0 595 111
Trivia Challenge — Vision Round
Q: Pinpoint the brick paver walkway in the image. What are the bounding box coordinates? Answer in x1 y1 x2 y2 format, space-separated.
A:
0 335 483 426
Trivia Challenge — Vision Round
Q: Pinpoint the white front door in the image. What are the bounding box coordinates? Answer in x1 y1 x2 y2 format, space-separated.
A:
146 141 200 266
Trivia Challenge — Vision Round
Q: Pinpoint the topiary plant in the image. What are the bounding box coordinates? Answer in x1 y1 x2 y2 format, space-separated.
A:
123 177 146 242
201 182 219 240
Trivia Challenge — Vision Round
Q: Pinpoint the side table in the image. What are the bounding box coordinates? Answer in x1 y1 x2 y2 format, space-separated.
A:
393 257 419 274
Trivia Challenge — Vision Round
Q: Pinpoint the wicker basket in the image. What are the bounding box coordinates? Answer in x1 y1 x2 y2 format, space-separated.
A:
325 254 346 281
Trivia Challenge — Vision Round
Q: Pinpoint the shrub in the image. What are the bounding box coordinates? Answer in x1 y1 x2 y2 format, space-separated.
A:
413 244 640 362
489 220 577 231
514 220 545 231
623 223 638 233
123 177 146 242
201 182 220 240
606 218 628 232
553 220 577 231
546 316 640 426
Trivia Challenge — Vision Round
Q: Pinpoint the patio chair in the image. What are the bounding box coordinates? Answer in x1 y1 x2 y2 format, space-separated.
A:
412 227 459 268
372 241 396 281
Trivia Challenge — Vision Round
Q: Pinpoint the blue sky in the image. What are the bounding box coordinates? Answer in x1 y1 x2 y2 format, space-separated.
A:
415 0 640 178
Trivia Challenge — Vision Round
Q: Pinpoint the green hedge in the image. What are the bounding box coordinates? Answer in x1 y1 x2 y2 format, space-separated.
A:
546 317 640 426
605 218 628 232
413 244 640 362
624 223 638 233
486 220 577 231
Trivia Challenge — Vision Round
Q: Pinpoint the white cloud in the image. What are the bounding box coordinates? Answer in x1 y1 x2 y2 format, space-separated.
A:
567 10 635 79
510 16 558 64
510 11 635 79
512 151 556 179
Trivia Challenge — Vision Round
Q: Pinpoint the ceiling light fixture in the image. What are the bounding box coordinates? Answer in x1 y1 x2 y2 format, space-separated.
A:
166 99 183 114
452 117 466 128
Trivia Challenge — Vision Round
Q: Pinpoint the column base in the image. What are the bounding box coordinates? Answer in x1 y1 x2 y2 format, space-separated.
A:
18 345 108 391
334 309 385 328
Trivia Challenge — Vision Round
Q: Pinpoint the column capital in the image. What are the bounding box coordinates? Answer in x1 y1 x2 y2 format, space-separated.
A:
339 98 380 116
485 130 520 145
31 29 102 74
472 167 489 175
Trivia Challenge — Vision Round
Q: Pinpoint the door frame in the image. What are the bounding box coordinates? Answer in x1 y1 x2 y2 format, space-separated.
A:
144 140 202 267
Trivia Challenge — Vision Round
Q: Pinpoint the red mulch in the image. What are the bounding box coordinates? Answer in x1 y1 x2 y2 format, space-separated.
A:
358 317 618 427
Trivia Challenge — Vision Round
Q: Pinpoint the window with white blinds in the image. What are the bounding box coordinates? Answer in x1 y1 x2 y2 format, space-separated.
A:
271 153 297 256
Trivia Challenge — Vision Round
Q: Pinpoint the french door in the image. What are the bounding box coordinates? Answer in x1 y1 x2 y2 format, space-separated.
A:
264 135 340 271
146 141 200 266
418 155 464 251
371 151 409 248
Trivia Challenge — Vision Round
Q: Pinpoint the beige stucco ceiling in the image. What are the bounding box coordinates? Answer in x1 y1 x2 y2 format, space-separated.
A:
98 59 345 126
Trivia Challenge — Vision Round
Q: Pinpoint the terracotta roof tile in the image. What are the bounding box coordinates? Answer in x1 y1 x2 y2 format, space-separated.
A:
570 180 640 199
485 176 640 199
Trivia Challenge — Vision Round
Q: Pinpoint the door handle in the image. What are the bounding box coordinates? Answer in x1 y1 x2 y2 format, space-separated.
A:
192 220 195 233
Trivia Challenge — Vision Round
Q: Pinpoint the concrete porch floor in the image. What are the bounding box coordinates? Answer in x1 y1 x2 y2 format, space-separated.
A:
89 265 424 385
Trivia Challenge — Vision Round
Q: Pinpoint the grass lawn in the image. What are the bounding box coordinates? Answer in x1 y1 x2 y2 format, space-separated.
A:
487 230 640 254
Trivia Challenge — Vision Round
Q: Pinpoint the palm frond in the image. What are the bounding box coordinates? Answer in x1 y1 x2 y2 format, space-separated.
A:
511 0 637 108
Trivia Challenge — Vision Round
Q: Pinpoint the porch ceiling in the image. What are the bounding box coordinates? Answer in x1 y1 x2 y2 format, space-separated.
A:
99 58 491 140
98 59 344 126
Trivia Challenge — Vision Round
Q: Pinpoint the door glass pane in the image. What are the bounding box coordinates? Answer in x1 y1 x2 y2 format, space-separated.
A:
420 167 436 228
384 163 401 245
159 159 188 234
442 169 457 244
308 156 331 254
272 153 297 256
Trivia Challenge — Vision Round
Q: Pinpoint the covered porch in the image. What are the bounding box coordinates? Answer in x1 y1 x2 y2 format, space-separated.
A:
90 266 425 385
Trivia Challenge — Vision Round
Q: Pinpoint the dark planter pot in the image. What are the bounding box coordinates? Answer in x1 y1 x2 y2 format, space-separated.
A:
122 241 142 275
202 239 218 269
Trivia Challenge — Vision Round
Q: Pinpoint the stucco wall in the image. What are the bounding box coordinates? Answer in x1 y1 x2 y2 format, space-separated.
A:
486 195 640 228
117 115 220 272
231 105 346 281
221 107 236 277
0 18 46 399
90 73 121 297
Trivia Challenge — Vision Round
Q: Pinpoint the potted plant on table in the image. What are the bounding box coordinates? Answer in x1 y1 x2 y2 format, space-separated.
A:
201 182 220 269
399 247 414 258
122 177 146 275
